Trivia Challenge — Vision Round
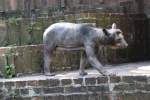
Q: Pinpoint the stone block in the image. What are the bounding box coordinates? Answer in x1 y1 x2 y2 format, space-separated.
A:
0 82 3 88
48 78 60 87
4 82 15 89
61 79 72 86
45 95 64 100
113 83 135 91
16 97 31 100
122 76 147 83
32 88 42 95
19 19 30 45
16 81 26 88
73 78 83 85
68 94 89 100
0 89 7 99
97 76 108 84
64 86 87 93
31 18 44 44
88 85 109 93
117 92 150 100
31 96 45 100
27 80 38 87
135 83 150 91
43 87 64 94
14 45 43 75
85 77 96 85
38 80 49 87
110 76 121 83
20 88 29 96
100 93 111 100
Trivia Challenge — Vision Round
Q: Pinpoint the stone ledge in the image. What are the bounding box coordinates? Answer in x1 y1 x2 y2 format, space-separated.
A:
0 47 150 99
0 69 150 99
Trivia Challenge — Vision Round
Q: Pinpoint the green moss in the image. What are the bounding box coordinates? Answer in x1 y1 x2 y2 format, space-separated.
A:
3 51 16 78
8 17 22 26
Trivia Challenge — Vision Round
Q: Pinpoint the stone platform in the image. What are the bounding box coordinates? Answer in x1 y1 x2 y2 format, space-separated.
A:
1 61 150 100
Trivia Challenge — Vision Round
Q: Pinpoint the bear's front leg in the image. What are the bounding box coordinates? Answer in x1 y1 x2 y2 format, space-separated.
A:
84 44 108 76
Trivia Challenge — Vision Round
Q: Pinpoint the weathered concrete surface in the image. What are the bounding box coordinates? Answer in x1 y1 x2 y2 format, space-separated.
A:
1 60 150 82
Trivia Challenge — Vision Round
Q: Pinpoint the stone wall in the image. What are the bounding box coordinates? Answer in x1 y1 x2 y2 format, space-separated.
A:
0 12 149 76
0 44 84 76
0 75 150 100
0 45 43 76
0 0 148 14
0 12 149 65
0 0 148 64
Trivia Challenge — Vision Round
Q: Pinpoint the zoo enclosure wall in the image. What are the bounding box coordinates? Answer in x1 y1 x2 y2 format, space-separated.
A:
0 0 149 68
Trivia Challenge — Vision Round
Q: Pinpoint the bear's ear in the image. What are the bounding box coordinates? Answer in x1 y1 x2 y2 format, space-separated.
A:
112 23 117 29
103 29 109 36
